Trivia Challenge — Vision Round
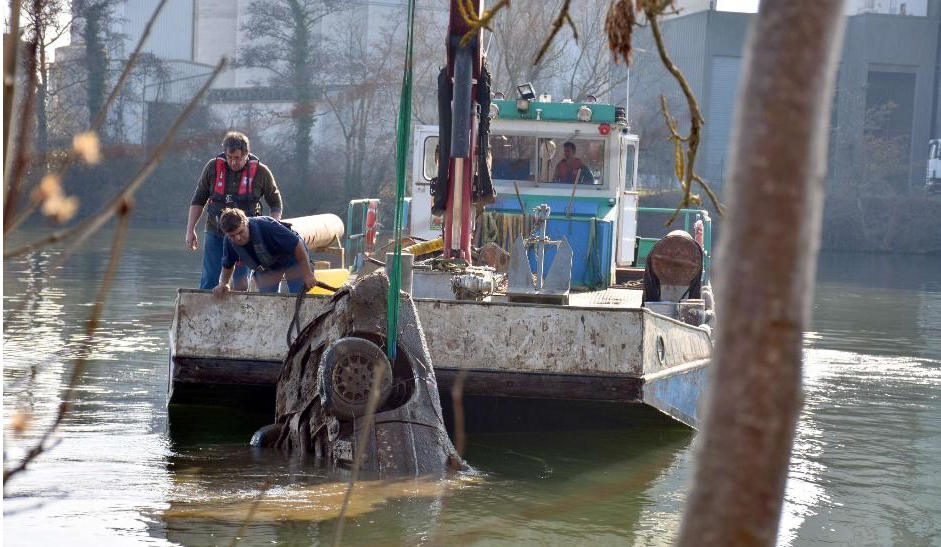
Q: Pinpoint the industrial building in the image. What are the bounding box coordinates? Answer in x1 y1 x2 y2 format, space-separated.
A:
625 0 941 192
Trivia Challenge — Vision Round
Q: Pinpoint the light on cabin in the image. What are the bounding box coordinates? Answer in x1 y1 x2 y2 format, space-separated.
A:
598 123 612 135
517 83 536 100
577 105 593 122
488 103 500 119
516 99 530 113
493 91 506 100
584 94 597 103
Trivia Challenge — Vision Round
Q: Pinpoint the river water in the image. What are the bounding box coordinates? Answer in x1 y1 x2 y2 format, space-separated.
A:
3 226 940 546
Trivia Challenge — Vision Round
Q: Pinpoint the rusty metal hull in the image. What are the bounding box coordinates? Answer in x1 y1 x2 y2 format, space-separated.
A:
168 289 712 428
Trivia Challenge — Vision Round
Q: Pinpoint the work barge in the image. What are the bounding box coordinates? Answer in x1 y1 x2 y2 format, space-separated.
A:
169 93 716 430
169 284 711 428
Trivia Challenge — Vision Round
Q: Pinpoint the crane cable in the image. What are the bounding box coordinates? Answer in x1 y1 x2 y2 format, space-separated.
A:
386 0 417 361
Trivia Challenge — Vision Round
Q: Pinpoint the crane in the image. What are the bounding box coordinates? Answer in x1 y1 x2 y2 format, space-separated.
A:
433 0 494 261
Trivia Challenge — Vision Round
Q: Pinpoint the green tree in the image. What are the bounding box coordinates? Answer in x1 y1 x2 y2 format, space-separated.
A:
321 10 402 207
72 0 117 130
239 0 343 181
22 0 71 157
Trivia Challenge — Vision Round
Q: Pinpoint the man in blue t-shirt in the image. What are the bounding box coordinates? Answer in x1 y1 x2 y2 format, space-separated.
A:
212 208 316 296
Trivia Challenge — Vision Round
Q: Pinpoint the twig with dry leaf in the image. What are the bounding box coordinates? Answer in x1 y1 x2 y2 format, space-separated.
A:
3 59 227 262
640 0 722 223
3 200 132 484
3 0 171 236
2 59 225 485
458 0 510 46
605 0 637 66
658 95 720 214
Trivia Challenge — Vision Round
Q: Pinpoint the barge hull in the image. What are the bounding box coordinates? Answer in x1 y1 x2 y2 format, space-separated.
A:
169 290 711 427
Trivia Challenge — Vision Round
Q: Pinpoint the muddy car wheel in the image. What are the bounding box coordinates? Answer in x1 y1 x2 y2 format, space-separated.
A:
319 337 393 420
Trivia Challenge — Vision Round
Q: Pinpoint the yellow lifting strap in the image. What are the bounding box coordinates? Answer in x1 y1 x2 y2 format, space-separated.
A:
403 237 444 257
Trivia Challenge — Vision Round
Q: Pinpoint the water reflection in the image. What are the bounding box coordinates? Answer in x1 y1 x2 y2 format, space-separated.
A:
812 252 941 361
156 427 691 546
161 448 467 547
783 349 941 546
4 229 940 546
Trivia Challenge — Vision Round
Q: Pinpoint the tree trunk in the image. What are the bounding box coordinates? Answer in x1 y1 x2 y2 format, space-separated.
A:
344 134 358 200
288 0 313 178
84 7 107 130
676 1 846 546
36 39 49 158
294 108 312 174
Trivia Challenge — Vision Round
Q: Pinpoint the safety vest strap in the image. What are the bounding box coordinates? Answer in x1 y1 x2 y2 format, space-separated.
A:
231 219 278 272
212 154 260 201
209 155 262 222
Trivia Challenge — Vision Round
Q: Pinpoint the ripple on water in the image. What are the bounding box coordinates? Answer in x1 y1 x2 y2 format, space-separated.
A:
779 348 941 546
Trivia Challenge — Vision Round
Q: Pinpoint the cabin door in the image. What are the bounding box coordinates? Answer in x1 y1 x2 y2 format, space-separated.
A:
410 126 442 241
616 140 640 267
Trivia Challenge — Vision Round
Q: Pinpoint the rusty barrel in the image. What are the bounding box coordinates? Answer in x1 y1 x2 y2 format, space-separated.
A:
648 229 703 286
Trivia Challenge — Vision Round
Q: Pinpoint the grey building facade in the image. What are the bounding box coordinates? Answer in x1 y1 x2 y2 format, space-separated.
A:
626 3 941 192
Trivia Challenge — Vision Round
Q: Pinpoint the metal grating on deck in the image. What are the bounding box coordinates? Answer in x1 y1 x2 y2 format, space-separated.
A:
568 288 643 308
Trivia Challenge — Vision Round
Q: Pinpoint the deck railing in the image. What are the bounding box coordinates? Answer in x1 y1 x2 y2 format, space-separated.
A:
346 198 411 270
346 199 713 282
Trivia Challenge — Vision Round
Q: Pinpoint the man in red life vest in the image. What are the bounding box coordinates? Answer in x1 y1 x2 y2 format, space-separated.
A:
185 132 283 290
553 141 595 184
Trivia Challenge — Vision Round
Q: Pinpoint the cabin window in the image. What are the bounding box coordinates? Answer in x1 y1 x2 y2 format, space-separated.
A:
422 136 439 181
537 137 605 185
623 142 637 191
490 134 537 181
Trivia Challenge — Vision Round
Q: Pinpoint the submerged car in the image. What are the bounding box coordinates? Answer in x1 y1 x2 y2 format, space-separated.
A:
251 271 462 477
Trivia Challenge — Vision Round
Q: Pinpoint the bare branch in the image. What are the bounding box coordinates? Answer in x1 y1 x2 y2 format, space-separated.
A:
5 0 170 236
535 0 577 64
642 2 721 223
2 0 23 173
4 59 227 260
3 37 39 235
3 199 133 484
89 0 170 132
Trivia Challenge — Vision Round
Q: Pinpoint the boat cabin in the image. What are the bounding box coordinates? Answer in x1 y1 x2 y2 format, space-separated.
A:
410 98 640 288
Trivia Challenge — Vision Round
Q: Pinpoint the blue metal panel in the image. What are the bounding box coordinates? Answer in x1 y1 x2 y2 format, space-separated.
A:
542 199 597 216
642 363 709 429
488 196 614 218
488 197 523 212
527 217 613 289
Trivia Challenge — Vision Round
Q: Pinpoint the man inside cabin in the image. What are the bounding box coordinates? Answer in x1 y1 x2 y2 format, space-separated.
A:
212 208 316 296
185 131 284 291
553 141 595 184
